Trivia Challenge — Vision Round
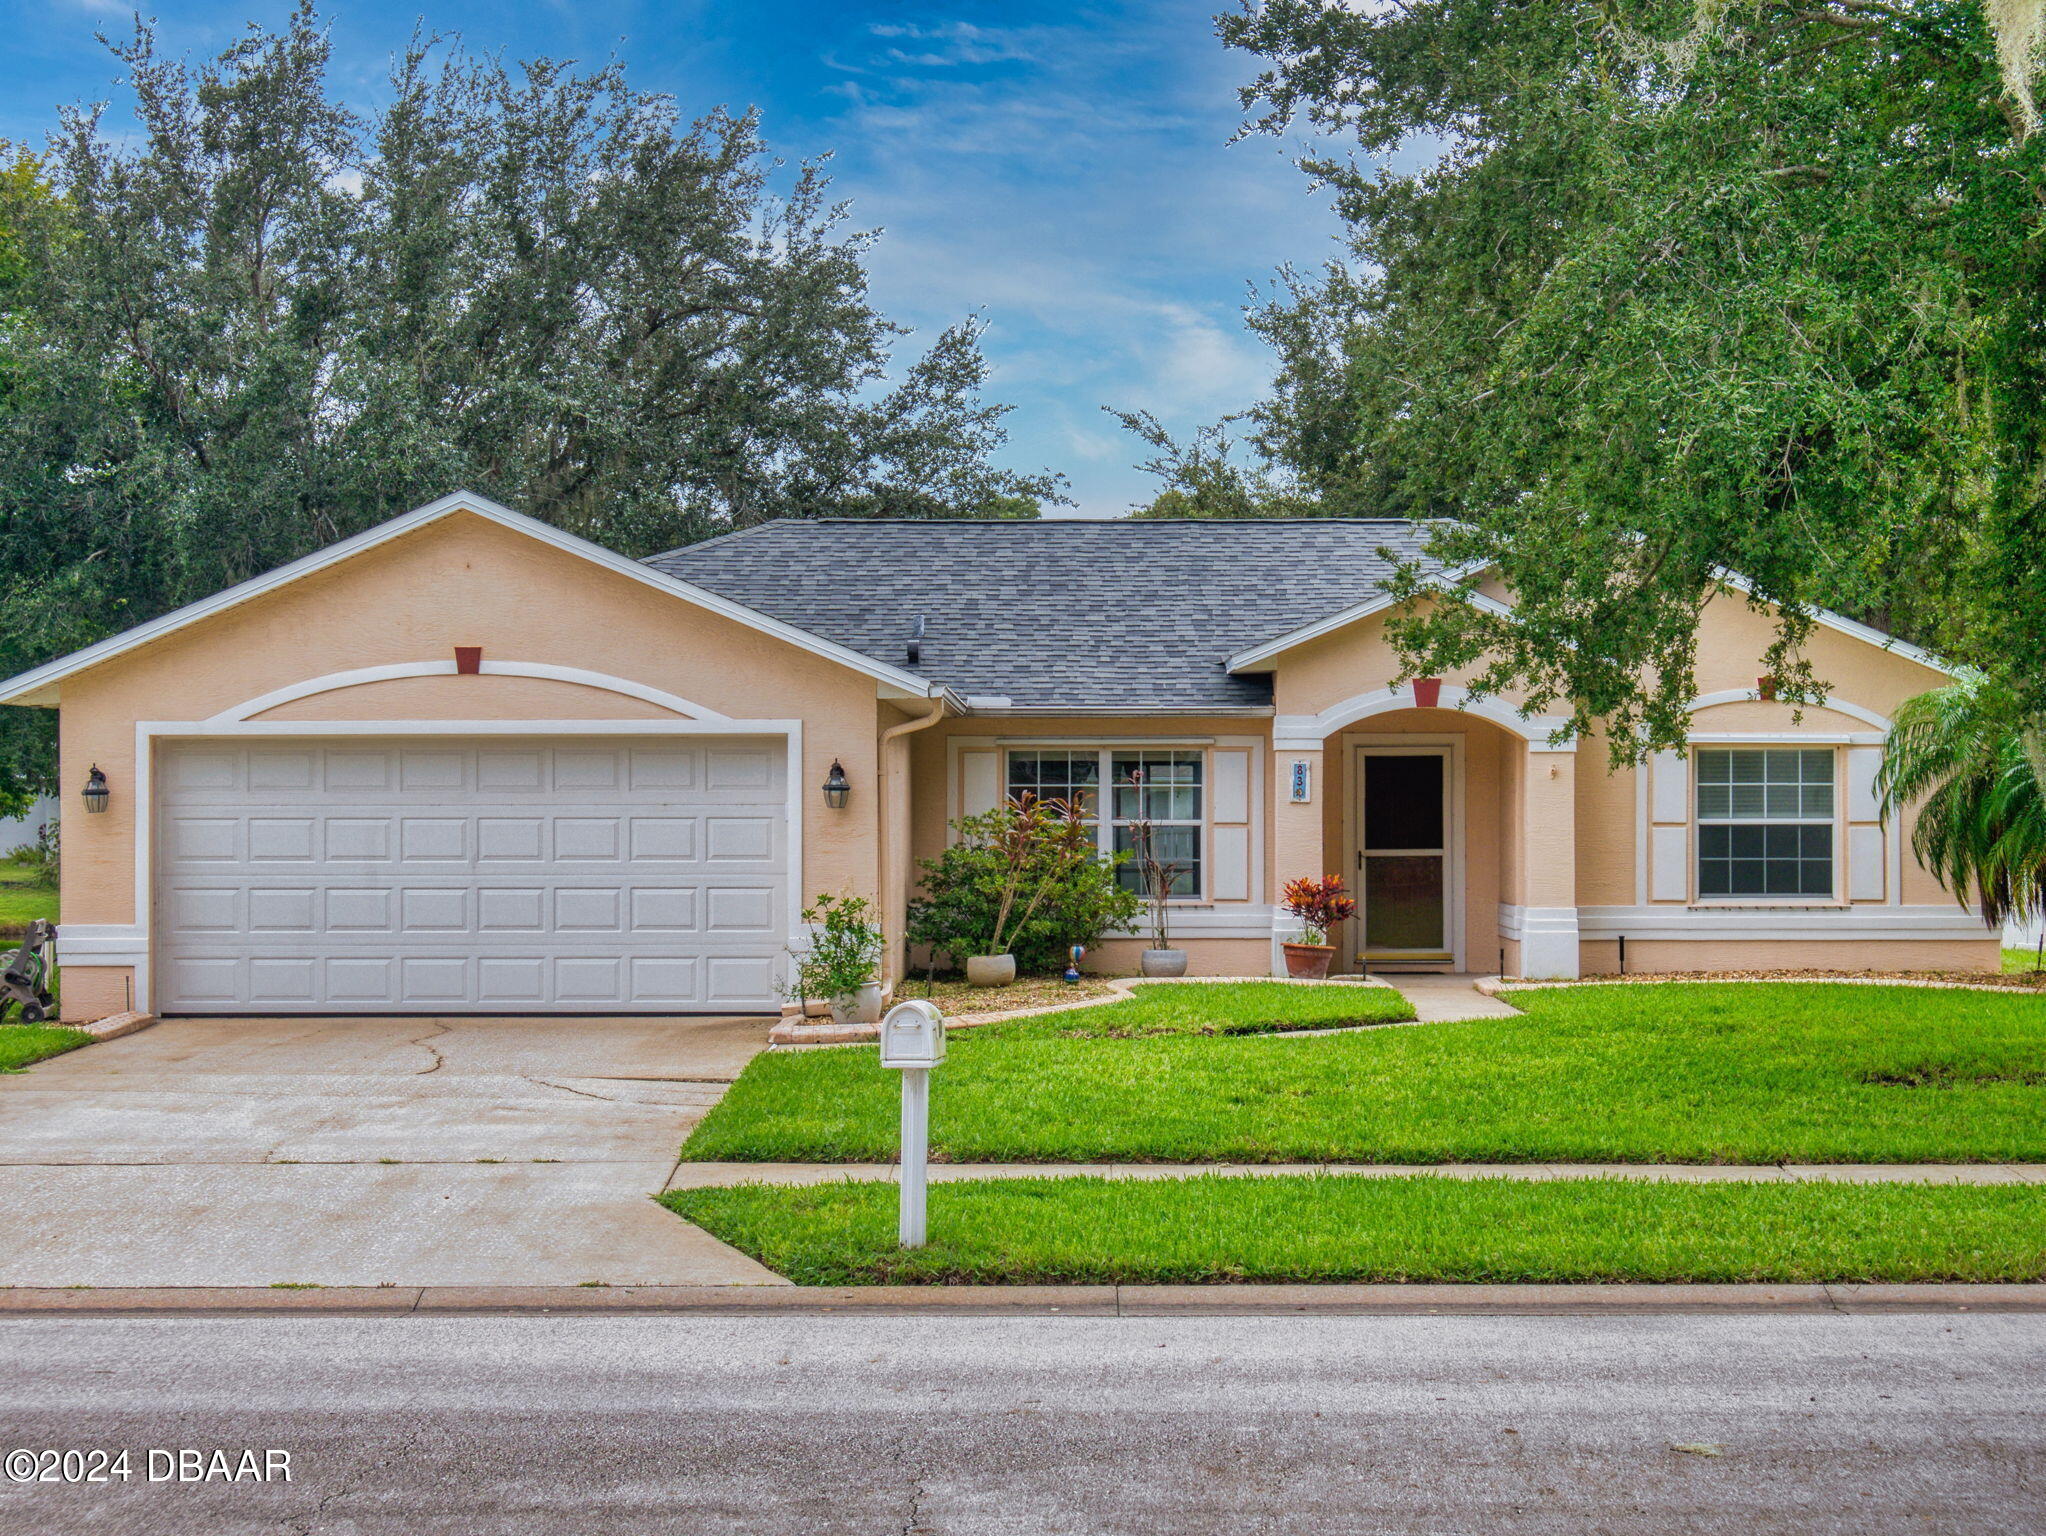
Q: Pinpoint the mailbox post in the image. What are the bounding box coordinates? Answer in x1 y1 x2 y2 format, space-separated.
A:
878 999 947 1247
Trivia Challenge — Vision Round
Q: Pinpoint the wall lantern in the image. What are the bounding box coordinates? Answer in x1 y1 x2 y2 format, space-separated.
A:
822 759 851 809
82 764 110 814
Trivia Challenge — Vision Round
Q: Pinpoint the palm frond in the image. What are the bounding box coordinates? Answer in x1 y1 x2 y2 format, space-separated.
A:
1879 679 2046 928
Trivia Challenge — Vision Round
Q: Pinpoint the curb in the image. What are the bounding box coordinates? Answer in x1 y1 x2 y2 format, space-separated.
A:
3 1282 2042 1317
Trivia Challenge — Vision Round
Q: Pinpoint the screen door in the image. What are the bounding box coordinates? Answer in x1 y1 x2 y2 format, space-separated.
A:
1357 749 1451 966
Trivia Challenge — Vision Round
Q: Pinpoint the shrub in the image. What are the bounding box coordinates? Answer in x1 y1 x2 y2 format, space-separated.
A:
785 892 885 1003
907 798 1141 974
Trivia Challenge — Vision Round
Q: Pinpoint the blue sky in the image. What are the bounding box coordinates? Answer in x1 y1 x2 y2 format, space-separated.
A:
0 1 1355 516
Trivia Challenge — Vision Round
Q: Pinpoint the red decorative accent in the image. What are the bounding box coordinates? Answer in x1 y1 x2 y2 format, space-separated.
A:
1756 675 1776 700
455 646 482 675
1412 676 1443 709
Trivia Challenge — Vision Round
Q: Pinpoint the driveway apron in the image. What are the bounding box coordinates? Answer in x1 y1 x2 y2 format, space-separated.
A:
0 1016 787 1287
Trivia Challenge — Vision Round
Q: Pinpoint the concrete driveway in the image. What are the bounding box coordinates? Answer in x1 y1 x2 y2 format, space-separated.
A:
0 1016 788 1288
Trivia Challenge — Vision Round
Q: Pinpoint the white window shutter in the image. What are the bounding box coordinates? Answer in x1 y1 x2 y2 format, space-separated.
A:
1211 750 1249 823
960 750 1000 817
1208 747 1252 901
1650 825 1689 902
1848 825 1886 900
1211 827 1251 900
1651 751 1689 824
1846 747 1882 823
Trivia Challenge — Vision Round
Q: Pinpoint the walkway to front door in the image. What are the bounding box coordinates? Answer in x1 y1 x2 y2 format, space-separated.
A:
0 1016 786 1287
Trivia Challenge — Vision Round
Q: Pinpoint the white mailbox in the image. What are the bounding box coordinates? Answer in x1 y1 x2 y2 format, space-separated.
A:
879 999 947 1069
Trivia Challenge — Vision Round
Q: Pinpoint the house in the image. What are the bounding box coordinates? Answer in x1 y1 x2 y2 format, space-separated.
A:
0 491 1994 1022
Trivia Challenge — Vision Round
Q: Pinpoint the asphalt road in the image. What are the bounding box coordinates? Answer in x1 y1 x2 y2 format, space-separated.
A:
0 1312 2039 1534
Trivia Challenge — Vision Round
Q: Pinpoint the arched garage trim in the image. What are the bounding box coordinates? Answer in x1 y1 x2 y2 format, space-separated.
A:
205 660 732 726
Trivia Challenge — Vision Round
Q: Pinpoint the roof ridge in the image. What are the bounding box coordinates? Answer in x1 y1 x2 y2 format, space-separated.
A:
657 515 1425 537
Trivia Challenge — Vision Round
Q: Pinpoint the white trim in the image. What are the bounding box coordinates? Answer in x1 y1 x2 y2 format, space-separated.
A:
205 659 732 726
0 490 946 706
1575 904 1993 944
52 923 148 968
1225 571 1510 673
1709 570 1957 677
1103 906 1276 941
1687 688 1894 731
1688 731 1886 746
1495 903 1580 979
1275 684 1575 752
126 716 804 1017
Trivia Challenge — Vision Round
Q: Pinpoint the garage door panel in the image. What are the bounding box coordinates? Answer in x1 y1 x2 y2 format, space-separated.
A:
154 738 788 1014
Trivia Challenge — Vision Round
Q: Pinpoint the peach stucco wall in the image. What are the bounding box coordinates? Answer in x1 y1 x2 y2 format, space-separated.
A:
50 511 891 1015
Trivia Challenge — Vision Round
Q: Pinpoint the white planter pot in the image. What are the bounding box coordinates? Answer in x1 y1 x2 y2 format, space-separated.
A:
965 954 1016 988
1140 948 1188 978
852 979 886 1024
826 979 887 1026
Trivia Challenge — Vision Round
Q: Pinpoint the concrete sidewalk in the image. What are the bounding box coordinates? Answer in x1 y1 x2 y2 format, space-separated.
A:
663 1159 2046 1189
1378 971 1525 1021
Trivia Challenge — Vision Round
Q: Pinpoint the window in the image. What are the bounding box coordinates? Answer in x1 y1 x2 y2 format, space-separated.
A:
1005 749 1100 823
1111 750 1203 897
1003 747 1204 898
1695 748 1835 898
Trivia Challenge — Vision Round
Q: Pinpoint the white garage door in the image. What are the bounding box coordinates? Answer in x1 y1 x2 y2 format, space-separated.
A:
153 737 788 1014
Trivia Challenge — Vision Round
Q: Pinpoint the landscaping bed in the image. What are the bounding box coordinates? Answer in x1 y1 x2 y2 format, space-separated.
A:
0 1024 90 1072
682 980 2046 1165
664 1174 2046 1285
900 975 1119 1016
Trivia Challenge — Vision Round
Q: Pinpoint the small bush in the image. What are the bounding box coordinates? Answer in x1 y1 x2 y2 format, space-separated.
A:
785 892 885 1003
907 799 1141 974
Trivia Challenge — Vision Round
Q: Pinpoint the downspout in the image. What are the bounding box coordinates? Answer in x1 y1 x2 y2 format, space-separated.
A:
878 695 950 988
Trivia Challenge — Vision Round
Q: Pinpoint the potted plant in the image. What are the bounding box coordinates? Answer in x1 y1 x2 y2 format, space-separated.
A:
1280 875 1357 979
784 892 887 1024
906 797 1139 984
1125 772 1190 978
969 797 1098 985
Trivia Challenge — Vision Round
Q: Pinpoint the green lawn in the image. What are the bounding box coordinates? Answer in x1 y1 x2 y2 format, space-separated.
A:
665 1175 2046 1285
0 1024 89 1072
681 980 2046 1165
955 979 1413 1040
2008 946 2045 976
0 864 56 935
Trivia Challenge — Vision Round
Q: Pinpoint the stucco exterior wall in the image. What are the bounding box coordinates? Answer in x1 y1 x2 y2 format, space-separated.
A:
49 512 892 1017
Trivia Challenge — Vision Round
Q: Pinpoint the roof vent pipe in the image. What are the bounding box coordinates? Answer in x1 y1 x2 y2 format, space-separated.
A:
907 614 925 667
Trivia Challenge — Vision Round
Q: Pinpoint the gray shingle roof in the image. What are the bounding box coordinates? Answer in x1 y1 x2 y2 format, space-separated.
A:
645 518 1440 711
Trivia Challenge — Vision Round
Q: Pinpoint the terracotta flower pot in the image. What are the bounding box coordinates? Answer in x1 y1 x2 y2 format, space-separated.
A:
1282 942 1336 980
965 954 1016 988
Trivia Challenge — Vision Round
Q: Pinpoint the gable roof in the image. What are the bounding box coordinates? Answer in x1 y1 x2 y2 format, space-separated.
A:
650 518 1442 711
0 491 955 707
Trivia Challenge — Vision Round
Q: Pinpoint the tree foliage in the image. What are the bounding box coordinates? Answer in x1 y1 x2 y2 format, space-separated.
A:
1183 0 2045 756
1879 676 2046 926
0 6 1058 798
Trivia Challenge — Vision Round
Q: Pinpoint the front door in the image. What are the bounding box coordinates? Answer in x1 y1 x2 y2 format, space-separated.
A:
1355 747 1453 970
